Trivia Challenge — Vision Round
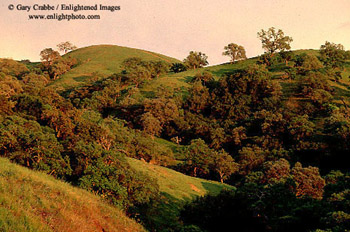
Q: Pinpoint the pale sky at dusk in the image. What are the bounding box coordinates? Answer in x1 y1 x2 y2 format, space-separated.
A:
0 0 349 65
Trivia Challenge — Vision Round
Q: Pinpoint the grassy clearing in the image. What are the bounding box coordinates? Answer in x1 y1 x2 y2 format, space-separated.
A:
0 158 145 232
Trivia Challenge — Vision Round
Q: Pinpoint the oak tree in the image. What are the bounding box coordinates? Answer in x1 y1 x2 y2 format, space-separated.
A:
184 51 209 69
257 27 293 65
57 41 77 54
222 43 247 63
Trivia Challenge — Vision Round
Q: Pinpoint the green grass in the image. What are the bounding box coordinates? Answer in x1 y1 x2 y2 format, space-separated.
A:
127 157 234 231
139 56 259 99
0 157 145 232
52 45 350 104
128 157 232 200
51 44 181 91
155 138 186 160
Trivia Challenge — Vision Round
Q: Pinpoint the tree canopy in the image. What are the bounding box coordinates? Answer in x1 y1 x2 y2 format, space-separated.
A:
257 27 293 57
57 41 77 54
222 43 247 63
184 51 209 69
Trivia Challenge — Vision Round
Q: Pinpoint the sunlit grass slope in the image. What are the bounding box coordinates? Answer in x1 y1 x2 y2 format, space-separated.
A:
52 45 181 90
0 157 145 232
128 157 232 200
127 157 234 230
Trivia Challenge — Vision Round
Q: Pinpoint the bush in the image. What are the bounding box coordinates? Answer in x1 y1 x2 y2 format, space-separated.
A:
170 63 187 73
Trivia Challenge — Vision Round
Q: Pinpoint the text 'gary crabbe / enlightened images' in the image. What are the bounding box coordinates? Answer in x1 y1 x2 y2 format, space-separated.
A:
8 3 121 21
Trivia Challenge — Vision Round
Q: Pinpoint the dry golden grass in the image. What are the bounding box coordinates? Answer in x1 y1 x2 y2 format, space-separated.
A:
0 158 145 232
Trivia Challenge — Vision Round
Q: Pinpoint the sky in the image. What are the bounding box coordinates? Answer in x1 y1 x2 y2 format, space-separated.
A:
0 0 349 65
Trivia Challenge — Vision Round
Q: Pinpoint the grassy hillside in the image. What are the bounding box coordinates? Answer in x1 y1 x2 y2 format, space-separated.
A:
128 157 232 201
50 46 350 105
52 45 180 91
127 158 233 231
0 158 145 232
140 49 350 103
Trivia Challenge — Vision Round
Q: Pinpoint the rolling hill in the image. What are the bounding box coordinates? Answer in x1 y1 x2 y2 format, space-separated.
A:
51 45 350 105
0 157 145 232
52 45 181 91
139 49 350 105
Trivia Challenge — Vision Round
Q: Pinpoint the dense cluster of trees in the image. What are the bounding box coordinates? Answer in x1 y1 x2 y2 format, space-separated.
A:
39 42 78 80
0 54 164 212
1 30 350 231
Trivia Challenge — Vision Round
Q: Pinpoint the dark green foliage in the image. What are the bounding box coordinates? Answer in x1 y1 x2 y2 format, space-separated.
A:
181 183 331 232
0 116 71 178
148 60 170 78
210 65 282 121
170 63 187 73
184 51 209 69
184 139 214 176
191 71 214 85
181 189 266 232
122 58 152 87
186 81 210 113
12 94 44 120
296 71 333 109
22 73 49 87
320 41 347 69
287 115 317 150
78 148 159 209
0 62 164 212
324 108 350 151
279 51 295 65
68 75 123 112
257 53 281 66
122 58 169 86
140 112 162 136
212 149 239 183
295 53 324 74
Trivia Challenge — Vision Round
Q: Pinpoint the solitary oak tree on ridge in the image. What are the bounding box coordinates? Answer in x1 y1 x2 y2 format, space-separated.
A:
222 43 247 64
257 27 293 64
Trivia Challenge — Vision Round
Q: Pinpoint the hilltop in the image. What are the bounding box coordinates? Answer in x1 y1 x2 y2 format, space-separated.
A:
0 158 145 232
53 46 350 105
139 49 350 104
52 45 180 90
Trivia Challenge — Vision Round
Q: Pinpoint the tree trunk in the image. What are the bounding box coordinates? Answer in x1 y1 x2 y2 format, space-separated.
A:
219 172 224 183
